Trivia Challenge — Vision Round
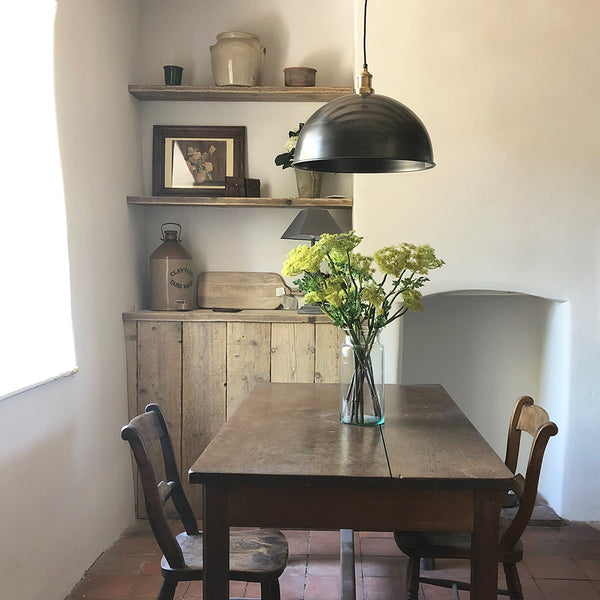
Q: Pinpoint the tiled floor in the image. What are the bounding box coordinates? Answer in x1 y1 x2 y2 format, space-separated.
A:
65 520 600 600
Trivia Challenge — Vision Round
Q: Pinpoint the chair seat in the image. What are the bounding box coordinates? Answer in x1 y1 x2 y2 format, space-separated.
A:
394 526 523 564
161 528 289 582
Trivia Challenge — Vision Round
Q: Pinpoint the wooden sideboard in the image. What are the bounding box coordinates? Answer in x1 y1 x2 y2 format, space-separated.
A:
123 309 344 516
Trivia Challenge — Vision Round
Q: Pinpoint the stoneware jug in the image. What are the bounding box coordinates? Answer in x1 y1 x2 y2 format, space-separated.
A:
210 31 265 86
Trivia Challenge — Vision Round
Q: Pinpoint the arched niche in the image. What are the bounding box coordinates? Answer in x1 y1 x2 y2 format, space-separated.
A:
401 290 568 503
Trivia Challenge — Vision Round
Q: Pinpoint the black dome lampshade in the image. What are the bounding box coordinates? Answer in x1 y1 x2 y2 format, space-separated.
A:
292 0 435 174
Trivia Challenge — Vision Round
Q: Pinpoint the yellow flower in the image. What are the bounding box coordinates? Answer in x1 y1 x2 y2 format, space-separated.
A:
282 245 323 276
361 284 386 313
401 289 423 311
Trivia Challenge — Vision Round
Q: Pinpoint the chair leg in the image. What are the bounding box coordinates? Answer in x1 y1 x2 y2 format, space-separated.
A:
406 556 421 600
503 562 524 600
156 577 177 600
260 579 281 600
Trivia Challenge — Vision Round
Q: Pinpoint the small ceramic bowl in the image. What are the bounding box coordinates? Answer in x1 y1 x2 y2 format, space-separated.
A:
283 67 317 87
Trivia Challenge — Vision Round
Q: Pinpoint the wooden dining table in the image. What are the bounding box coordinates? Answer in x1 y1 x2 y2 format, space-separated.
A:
188 382 514 600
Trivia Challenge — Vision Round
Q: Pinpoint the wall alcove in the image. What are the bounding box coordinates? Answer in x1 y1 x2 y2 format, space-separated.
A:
400 290 568 505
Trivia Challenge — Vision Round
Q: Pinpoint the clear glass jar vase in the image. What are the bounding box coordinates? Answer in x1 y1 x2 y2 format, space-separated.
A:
340 329 384 426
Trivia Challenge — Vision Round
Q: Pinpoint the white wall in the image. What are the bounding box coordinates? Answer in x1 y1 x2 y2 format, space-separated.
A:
0 2 144 599
354 0 600 520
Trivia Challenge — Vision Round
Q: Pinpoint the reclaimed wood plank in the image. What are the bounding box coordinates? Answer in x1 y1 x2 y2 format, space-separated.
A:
226 322 271 417
127 195 353 208
128 84 353 102
182 322 227 514
315 323 343 383
271 323 315 383
137 321 182 517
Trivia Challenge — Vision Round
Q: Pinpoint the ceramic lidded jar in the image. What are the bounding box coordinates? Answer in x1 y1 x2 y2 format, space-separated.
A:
210 31 265 86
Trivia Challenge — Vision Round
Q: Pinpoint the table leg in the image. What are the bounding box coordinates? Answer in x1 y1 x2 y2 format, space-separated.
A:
471 490 502 600
203 483 229 600
340 529 356 600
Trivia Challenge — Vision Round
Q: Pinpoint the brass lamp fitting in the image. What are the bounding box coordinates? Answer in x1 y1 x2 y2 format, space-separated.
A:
356 67 374 96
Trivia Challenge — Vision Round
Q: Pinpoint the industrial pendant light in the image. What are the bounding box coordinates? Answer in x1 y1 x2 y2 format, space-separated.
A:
293 0 435 173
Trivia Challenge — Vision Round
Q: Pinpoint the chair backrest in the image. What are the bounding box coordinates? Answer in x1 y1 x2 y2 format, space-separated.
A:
500 396 558 551
121 404 199 568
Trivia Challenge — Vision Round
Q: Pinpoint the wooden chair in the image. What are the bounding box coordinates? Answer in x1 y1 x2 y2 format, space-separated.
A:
121 403 288 600
393 395 558 600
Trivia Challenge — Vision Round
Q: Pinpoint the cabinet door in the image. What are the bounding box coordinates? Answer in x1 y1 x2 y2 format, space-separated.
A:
182 322 227 513
315 323 343 383
271 323 316 383
226 322 271 417
136 321 182 517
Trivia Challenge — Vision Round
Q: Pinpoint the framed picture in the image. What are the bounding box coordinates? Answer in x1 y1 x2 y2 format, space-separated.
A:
152 125 246 196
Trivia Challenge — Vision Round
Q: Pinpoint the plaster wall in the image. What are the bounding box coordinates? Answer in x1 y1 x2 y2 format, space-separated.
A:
0 2 144 599
354 0 600 520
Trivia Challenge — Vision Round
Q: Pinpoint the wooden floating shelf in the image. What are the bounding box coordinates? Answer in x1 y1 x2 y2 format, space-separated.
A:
128 85 354 102
127 196 353 208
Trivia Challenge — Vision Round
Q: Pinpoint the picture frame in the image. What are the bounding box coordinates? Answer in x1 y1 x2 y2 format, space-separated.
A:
152 125 246 196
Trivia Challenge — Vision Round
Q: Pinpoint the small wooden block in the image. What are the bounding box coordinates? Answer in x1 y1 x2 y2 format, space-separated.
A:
225 176 245 197
245 178 261 197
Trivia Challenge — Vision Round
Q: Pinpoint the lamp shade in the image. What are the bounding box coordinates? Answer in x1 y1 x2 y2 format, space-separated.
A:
281 208 343 244
292 93 435 173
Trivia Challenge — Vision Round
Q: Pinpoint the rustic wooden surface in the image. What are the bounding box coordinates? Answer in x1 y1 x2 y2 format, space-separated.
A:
126 195 353 208
124 314 343 517
271 323 315 383
383 385 513 488
123 308 334 323
226 322 271 417
196 271 286 310
136 321 182 517
189 383 514 600
128 84 354 102
182 322 227 511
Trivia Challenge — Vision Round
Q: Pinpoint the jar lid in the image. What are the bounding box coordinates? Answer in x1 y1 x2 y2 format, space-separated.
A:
216 31 259 41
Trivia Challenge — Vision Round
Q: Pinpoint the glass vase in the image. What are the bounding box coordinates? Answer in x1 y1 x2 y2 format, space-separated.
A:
340 329 384 426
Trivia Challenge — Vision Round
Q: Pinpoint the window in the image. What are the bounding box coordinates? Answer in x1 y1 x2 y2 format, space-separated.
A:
0 2 77 400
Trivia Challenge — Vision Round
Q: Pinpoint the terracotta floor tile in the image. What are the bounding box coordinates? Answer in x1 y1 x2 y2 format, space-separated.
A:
536 579 600 600
522 526 559 542
304 574 340 600
564 539 600 560
362 576 405 600
283 529 311 555
306 555 339 577
279 572 306 600
556 523 600 541
577 559 600 580
64 521 600 600
360 536 404 557
359 531 395 538
124 575 188 599
68 573 136 599
361 555 406 578
309 530 343 555
283 555 309 577
523 554 588 580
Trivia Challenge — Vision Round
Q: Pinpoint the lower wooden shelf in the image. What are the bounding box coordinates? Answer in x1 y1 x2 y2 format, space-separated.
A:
127 195 352 208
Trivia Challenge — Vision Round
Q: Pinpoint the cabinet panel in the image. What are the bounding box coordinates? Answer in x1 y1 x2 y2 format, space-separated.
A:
136 321 182 517
182 322 227 513
315 324 344 383
226 322 271 417
271 323 315 383
124 313 343 518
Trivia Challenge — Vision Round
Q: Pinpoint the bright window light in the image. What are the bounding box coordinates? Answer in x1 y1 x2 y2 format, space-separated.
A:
0 2 77 400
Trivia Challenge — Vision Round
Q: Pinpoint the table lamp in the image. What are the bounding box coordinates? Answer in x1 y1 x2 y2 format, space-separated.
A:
281 208 344 312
